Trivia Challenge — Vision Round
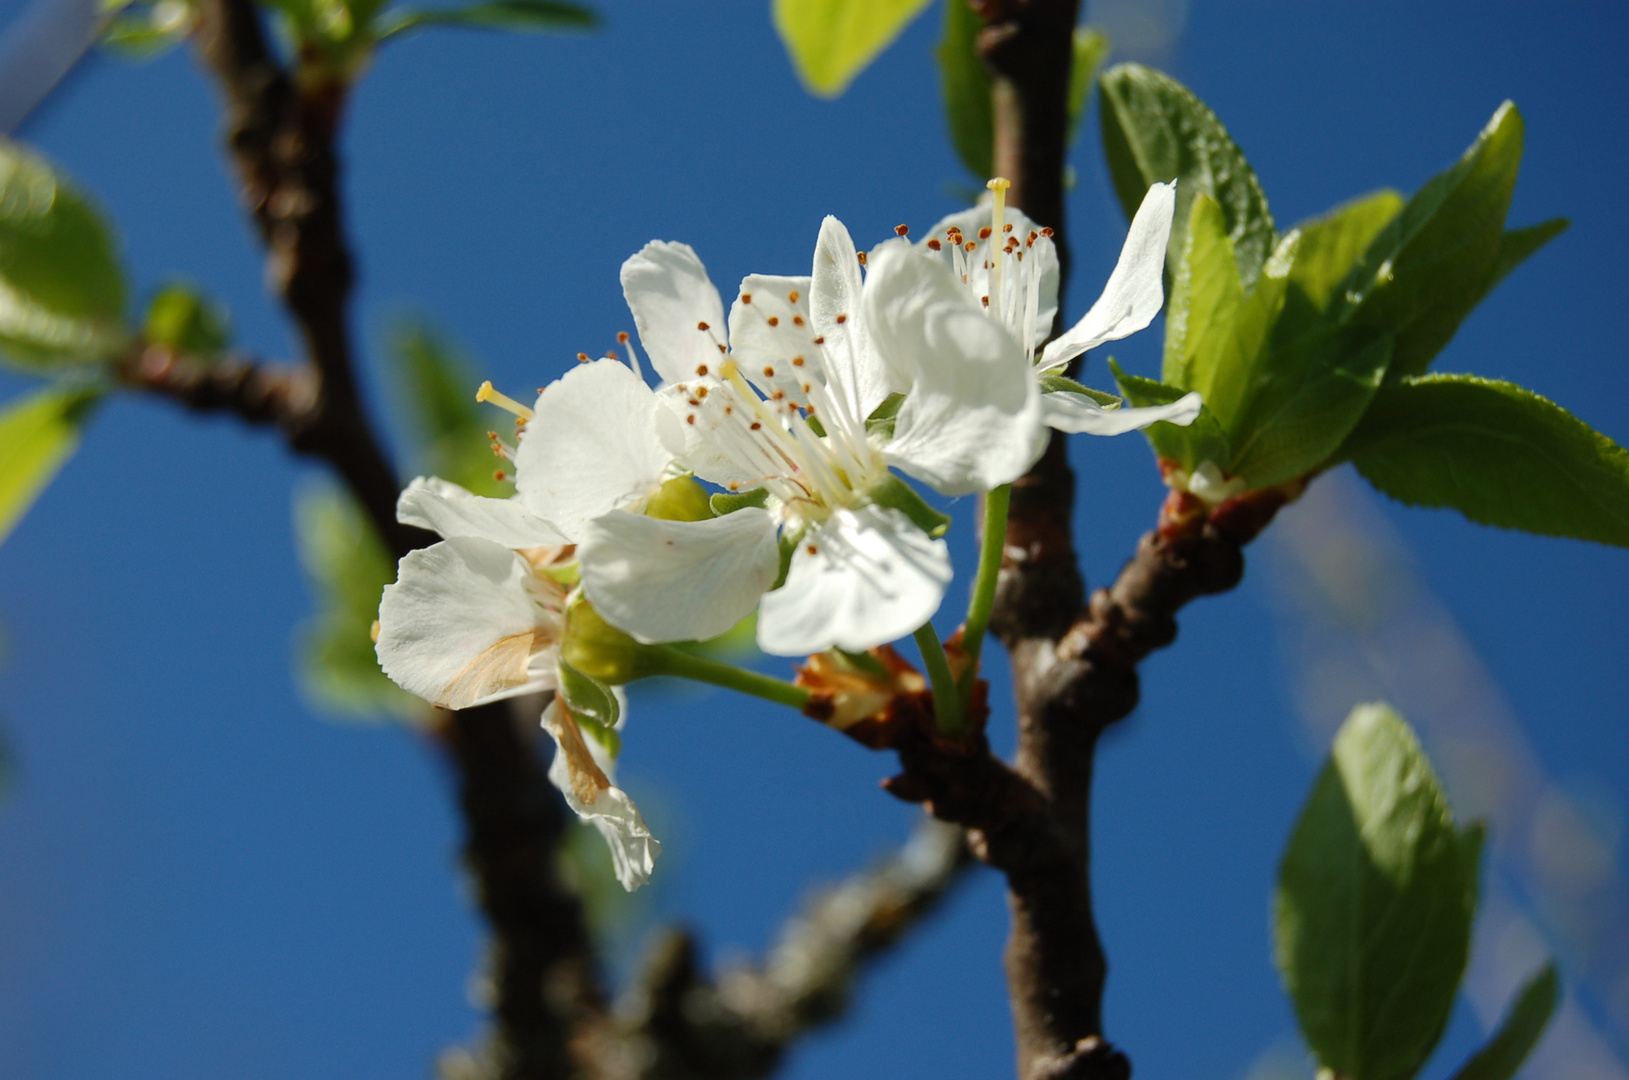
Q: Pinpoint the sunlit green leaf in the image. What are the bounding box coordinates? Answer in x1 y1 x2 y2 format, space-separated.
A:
1163 194 1243 407
1065 28 1109 147
294 485 416 722
0 139 128 368
1340 102 1524 382
1273 189 1404 348
1109 357 1230 471
1276 702 1482 1080
1098 63 1275 288
1447 964 1559 1080
936 0 991 179
143 283 230 357
1340 374 1629 547
0 386 99 547
376 0 597 40
774 0 934 98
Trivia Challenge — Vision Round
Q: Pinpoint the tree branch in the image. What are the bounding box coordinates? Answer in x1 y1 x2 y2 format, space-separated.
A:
614 818 974 1080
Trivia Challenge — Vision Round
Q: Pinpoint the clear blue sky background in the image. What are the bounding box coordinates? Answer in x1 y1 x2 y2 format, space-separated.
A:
0 2 1625 1078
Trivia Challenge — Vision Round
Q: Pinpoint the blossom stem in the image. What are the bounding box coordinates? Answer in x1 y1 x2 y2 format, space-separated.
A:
959 482 1011 696
913 622 964 738
648 646 811 711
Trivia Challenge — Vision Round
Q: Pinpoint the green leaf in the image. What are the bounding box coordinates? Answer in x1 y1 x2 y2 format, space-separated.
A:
1488 217 1567 293
710 487 771 516
1109 357 1230 470
0 386 99 547
1339 374 1629 547
1098 63 1276 288
1273 189 1404 347
101 0 195 58
1163 193 1243 402
936 0 991 180
294 486 416 721
1446 964 1559 1080
1276 702 1482 1080
773 0 934 98
0 139 129 367
1340 102 1525 382
376 0 597 39
1228 330 1391 489
1066 28 1109 147
867 473 950 538
143 283 231 357
390 323 509 496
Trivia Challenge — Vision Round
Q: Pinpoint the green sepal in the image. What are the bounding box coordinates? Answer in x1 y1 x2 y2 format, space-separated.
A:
557 659 621 758
1338 373 1629 548
1039 372 1121 407
644 474 713 522
1446 963 1560 1080
1098 63 1276 288
1108 357 1229 472
143 283 231 358
0 385 100 548
1275 703 1482 1080
867 473 950 538
561 598 663 685
710 487 771 516
866 391 905 440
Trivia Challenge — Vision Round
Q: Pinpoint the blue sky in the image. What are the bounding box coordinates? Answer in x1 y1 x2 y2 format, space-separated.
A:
0 2 1625 1078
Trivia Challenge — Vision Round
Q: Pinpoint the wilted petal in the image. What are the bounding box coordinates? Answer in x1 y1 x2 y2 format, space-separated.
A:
757 505 951 656
542 697 659 891
864 244 1045 495
1039 182 1176 371
622 240 729 385
376 536 560 710
579 506 781 644
811 216 901 421
397 476 566 547
1042 389 1203 435
514 359 674 540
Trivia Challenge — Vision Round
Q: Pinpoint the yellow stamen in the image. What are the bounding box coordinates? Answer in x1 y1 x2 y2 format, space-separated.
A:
987 177 1011 323
476 380 536 420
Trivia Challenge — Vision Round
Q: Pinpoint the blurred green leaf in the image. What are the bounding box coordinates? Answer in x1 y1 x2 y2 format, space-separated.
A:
143 283 230 357
774 0 934 98
391 323 509 496
0 386 99 548
1340 102 1524 382
1109 357 1230 471
1446 964 1559 1080
0 139 128 368
936 0 991 180
1098 63 1276 288
1340 374 1629 547
1065 28 1108 147
1276 703 1482 1080
1488 217 1567 292
376 0 596 40
101 0 195 58
294 485 416 721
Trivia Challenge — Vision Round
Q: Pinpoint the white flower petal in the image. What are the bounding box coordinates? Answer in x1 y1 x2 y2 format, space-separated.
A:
728 274 824 409
811 216 901 421
621 240 728 385
652 383 764 491
578 507 781 644
919 204 1059 350
757 505 951 656
542 697 659 891
1042 389 1203 435
863 243 1046 495
397 476 566 547
513 359 675 540
376 537 561 710
1039 181 1176 371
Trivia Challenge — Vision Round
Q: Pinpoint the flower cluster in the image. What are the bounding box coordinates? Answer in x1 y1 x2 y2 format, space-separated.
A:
371 181 1196 889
